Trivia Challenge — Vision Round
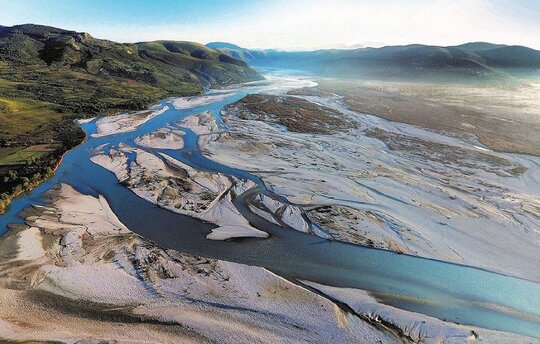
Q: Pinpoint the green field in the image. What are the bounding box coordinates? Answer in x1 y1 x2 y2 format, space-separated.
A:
0 97 62 141
0 146 55 166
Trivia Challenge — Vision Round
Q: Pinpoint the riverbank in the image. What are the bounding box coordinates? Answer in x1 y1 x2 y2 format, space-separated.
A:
0 24 265 217
316 79 540 156
75 91 540 340
90 142 269 241
0 123 85 215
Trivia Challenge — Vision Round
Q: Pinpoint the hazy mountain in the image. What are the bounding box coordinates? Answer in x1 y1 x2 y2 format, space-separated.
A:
475 46 540 68
452 42 508 52
208 42 540 82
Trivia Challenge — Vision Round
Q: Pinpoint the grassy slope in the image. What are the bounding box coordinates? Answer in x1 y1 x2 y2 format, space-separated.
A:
0 24 263 212
231 94 354 134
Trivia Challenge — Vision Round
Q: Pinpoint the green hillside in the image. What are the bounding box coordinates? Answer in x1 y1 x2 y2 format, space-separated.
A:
0 24 263 213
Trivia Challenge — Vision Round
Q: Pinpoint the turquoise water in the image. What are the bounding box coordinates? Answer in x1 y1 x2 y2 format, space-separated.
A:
0 81 539 339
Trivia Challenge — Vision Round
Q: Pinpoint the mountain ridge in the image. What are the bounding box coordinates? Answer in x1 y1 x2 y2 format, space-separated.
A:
208 41 540 81
0 24 262 89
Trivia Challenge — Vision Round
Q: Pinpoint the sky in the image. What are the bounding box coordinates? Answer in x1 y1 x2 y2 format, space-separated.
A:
0 0 539 50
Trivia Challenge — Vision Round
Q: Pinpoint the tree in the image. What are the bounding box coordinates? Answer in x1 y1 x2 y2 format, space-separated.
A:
32 172 42 182
21 177 30 187
7 170 18 181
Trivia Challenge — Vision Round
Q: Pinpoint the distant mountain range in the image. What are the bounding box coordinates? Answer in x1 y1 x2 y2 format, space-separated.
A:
206 41 540 82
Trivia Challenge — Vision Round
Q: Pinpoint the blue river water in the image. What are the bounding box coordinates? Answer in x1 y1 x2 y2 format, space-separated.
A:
0 79 539 339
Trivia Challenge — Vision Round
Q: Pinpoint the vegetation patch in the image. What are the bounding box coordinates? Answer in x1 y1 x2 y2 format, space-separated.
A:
0 97 62 143
286 87 334 97
229 94 354 134
0 144 58 165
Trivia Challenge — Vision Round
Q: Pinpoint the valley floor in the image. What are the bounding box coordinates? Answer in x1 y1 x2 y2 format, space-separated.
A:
201 90 540 282
1 75 539 343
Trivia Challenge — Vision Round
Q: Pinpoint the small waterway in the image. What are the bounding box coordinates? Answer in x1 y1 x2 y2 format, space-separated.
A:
1 74 539 339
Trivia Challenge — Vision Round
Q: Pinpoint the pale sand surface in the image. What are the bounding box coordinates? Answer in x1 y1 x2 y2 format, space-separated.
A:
172 92 234 110
206 225 268 240
91 144 268 240
135 126 186 150
95 98 540 283
16 226 46 261
0 184 532 343
178 111 222 135
197 91 540 282
302 281 537 344
0 184 396 343
92 105 169 137
76 117 96 125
